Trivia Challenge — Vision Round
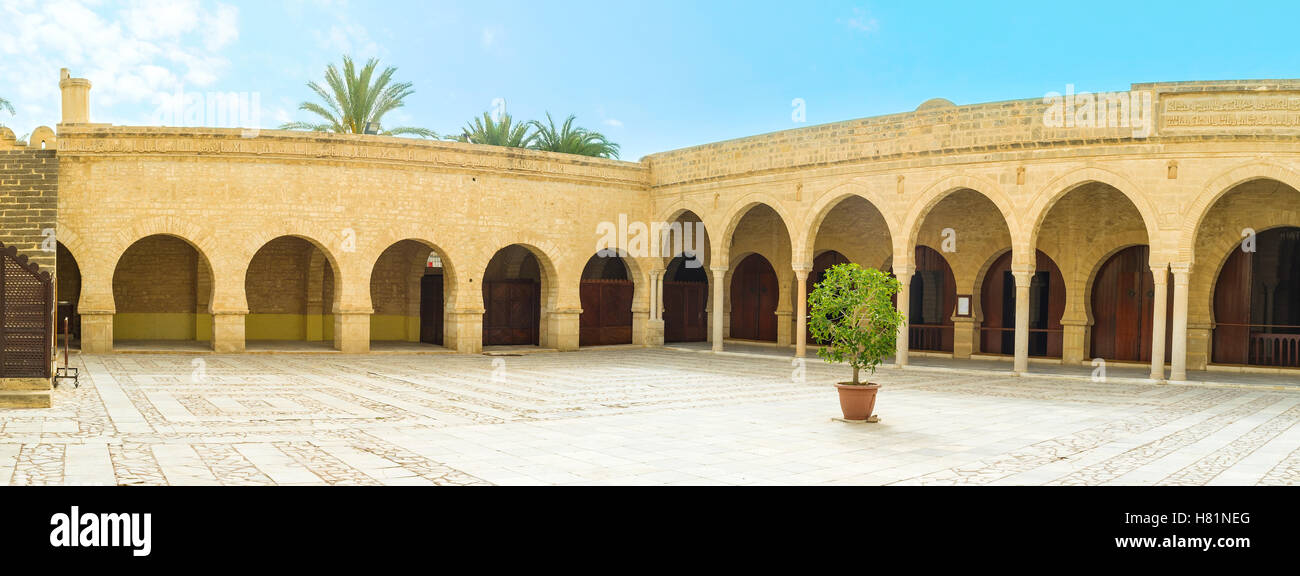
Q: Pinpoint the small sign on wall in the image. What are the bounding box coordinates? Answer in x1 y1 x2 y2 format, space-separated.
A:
955 295 972 318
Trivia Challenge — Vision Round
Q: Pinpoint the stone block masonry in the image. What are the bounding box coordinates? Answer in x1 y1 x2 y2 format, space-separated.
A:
0 149 58 409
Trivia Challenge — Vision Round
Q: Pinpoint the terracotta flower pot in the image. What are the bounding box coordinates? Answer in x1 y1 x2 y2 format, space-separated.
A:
835 383 880 421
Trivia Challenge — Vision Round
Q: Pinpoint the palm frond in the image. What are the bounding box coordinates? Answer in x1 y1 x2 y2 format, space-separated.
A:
280 55 433 137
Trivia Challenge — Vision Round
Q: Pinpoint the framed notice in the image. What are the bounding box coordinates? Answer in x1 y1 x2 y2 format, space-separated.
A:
955 295 972 318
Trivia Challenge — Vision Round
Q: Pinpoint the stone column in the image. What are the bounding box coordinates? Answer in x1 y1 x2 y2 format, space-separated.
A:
1169 264 1192 382
1012 268 1034 374
894 266 913 368
643 270 665 347
333 310 371 354
711 267 727 352
79 311 114 353
447 308 484 354
1149 266 1169 381
1060 318 1088 366
952 317 977 359
546 308 582 351
211 311 246 353
794 268 809 358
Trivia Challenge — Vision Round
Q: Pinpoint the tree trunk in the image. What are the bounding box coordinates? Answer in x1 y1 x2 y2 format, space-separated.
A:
852 365 860 385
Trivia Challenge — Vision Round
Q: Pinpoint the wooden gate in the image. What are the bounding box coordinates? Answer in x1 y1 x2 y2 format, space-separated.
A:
483 280 540 346
1091 246 1173 362
663 281 707 342
420 274 444 346
579 279 634 346
0 244 53 379
730 254 778 342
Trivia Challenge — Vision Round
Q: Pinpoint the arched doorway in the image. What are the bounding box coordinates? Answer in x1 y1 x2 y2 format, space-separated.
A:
663 254 708 343
1091 245 1173 362
245 236 336 347
908 246 956 352
579 253 634 346
112 235 214 346
56 242 81 347
730 253 778 342
1213 227 1300 367
980 250 1065 357
806 250 850 344
369 240 452 349
482 245 544 347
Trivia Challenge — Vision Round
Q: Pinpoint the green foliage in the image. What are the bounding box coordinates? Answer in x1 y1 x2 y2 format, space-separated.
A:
449 110 536 148
0 96 13 116
280 55 436 138
528 113 621 159
806 264 904 385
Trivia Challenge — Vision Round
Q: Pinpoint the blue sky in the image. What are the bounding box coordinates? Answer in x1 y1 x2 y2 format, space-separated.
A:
2 0 1299 159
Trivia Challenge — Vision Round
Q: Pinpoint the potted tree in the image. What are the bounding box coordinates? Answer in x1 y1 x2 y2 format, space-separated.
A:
807 263 904 422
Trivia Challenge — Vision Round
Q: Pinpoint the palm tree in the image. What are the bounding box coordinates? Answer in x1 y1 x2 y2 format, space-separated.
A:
279 55 436 138
528 113 621 159
450 110 536 148
0 96 14 123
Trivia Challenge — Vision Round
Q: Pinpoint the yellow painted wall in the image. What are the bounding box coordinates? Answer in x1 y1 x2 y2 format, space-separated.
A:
113 313 208 341
370 314 419 341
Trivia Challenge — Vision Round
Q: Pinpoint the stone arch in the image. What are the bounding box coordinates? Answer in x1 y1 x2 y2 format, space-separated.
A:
481 242 566 348
716 194 798 269
1026 167 1161 261
110 233 219 344
901 173 1018 268
801 179 898 267
367 238 459 347
1179 162 1300 260
104 216 222 280
1203 223 1300 326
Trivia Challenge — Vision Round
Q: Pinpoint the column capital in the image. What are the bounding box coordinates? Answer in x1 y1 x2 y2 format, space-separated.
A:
893 265 915 281
709 266 728 276
1150 270 1169 286
792 267 810 279
1170 262 1193 277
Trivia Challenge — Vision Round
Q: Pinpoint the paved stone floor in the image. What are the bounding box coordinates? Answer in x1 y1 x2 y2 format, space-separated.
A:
2 349 1299 486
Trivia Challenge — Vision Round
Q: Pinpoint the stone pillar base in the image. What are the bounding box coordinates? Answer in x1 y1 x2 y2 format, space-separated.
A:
211 312 246 353
644 318 665 347
1061 321 1089 366
333 312 371 354
546 309 582 351
775 311 793 346
80 312 114 353
447 309 484 354
952 318 977 359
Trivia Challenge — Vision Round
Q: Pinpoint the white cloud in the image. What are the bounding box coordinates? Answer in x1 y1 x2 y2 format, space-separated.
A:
603 118 623 128
843 8 879 34
0 0 241 137
309 0 381 59
481 26 504 49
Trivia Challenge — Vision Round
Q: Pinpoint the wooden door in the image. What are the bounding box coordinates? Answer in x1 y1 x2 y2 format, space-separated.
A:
420 274 444 345
579 279 634 346
483 280 539 346
730 254 778 342
664 282 708 343
1092 246 1177 362
1213 248 1253 365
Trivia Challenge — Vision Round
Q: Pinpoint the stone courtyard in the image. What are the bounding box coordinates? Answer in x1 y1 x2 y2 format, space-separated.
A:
1 349 1297 486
